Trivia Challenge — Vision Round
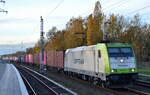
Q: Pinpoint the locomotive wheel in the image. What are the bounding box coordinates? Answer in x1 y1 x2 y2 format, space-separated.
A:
101 82 106 88
101 81 109 88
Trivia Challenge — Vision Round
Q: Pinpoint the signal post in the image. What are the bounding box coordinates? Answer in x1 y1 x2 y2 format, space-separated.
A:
40 16 46 73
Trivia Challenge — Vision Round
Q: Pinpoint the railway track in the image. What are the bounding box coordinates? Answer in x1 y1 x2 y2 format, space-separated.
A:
64 71 137 95
19 65 120 95
18 68 58 95
20 72 36 95
71 77 146 95
66 74 150 95
135 80 150 88
126 80 150 95
17 66 78 95
116 80 150 95
123 87 149 95
17 64 150 95
110 80 150 95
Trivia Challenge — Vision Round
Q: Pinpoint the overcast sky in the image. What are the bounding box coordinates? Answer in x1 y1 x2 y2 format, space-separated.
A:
0 0 149 54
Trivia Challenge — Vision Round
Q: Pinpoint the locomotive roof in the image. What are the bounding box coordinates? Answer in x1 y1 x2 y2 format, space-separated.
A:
66 45 96 53
106 43 132 47
65 43 132 53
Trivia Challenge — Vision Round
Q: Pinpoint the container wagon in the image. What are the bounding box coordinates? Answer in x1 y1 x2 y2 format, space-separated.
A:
33 53 39 65
47 50 64 71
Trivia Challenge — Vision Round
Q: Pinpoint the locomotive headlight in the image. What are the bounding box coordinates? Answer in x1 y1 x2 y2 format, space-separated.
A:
131 68 135 72
111 69 117 72
120 59 124 63
111 69 114 72
111 69 115 72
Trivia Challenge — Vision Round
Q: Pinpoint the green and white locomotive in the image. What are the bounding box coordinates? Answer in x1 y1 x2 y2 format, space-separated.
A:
64 43 138 88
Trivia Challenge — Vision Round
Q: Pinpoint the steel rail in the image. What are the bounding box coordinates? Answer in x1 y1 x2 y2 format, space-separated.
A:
124 87 150 95
21 65 78 95
21 68 59 95
20 72 37 95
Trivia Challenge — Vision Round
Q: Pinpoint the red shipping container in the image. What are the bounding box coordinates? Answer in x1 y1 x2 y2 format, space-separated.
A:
24 55 26 63
55 51 64 68
47 50 55 67
25 55 28 63
28 54 33 63
44 52 47 65
47 50 64 69
33 53 39 64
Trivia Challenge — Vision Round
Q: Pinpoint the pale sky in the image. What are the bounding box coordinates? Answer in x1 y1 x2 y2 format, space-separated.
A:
0 0 150 45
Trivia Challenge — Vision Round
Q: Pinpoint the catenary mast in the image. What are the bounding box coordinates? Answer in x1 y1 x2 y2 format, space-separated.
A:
0 0 8 14
40 16 46 73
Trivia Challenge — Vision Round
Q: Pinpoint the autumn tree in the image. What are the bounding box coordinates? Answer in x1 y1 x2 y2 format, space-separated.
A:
107 14 118 41
46 31 65 50
65 17 85 48
17 1 150 62
93 1 103 42
87 15 95 45
87 1 103 45
46 26 57 40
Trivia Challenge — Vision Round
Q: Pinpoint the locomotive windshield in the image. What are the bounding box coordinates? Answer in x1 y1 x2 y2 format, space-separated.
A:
108 47 133 57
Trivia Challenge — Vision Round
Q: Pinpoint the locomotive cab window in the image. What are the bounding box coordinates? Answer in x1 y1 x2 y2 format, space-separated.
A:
120 47 133 57
108 47 133 57
98 50 101 58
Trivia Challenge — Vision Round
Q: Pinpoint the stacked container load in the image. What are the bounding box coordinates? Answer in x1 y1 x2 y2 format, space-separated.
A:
55 51 64 69
47 50 64 71
23 55 26 63
43 51 47 65
28 54 33 63
33 53 39 64
25 55 29 63
47 50 55 67
24 55 26 63
25 55 27 63
21 56 24 63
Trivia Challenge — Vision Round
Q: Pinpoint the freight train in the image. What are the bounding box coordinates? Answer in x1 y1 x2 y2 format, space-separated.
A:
16 43 138 88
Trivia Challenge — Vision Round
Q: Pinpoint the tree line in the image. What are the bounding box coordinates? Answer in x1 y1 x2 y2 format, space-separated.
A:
16 1 150 62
